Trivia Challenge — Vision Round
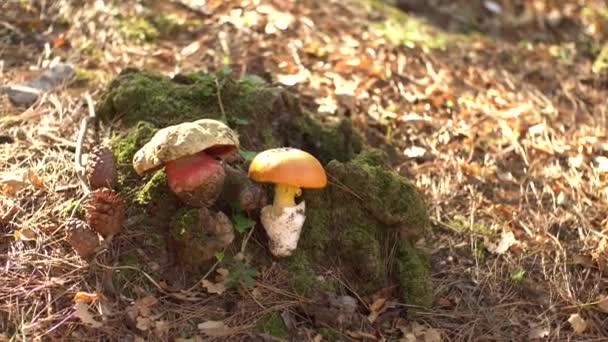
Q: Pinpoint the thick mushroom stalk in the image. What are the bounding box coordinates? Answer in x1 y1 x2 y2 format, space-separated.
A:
261 201 306 257
248 148 327 257
272 184 301 215
165 151 226 207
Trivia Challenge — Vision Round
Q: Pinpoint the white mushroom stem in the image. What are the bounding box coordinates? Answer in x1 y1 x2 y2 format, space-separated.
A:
261 201 306 257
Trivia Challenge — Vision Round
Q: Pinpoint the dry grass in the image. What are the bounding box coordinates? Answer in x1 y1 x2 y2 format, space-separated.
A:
1 0 608 340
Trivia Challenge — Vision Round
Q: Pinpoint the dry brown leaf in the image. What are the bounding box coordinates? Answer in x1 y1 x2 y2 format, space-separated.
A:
484 231 517 254
594 156 608 173
567 313 587 335
596 295 608 313
367 297 387 323
198 320 233 337
14 227 36 241
423 328 442 342
0 169 44 194
403 146 427 159
136 316 153 331
0 172 29 194
528 325 550 340
202 279 226 295
276 70 309 86
74 301 102 328
74 291 98 303
181 41 200 57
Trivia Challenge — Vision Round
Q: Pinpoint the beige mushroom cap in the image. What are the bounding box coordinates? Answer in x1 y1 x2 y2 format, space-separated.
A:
132 119 239 175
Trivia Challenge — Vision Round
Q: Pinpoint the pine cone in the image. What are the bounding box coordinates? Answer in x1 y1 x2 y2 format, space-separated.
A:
65 218 99 258
85 145 118 190
86 188 125 237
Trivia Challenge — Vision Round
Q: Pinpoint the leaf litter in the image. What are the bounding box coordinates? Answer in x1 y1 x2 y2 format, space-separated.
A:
2 0 608 340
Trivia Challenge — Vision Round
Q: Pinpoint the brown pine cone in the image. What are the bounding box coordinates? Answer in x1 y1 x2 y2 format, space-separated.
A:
85 188 125 237
65 218 99 258
85 145 118 190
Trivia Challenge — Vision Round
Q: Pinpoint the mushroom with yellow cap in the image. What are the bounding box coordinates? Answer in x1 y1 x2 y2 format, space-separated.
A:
248 147 327 257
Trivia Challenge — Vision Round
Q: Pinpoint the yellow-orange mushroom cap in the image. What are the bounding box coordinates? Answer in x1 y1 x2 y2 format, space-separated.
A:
248 148 327 188
248 148 327 215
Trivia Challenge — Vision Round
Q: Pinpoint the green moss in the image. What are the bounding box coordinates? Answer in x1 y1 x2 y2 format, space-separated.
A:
256 312 288 338
296 151 432 305
151 13 201 36
592 44 608 74
73 68 106 87
284 251 318 295
447 219 494 236
169 209 219 271
97 69 364 164
318 327 340 342
394 241 432 308
354 0 450 49
96 69 276 129
60 198 84 219
170 208 198 241
111 121 157 165
118 15 159 42
135 170 169 206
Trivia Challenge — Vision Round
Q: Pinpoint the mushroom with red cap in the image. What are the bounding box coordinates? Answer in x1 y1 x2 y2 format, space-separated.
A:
248 147 327 257
133 119 239 207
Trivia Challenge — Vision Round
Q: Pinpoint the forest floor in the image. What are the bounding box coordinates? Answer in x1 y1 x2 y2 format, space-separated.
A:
1 0 608 341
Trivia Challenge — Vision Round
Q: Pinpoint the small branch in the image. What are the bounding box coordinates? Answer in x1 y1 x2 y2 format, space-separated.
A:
74 92 97 195
214 77 227 123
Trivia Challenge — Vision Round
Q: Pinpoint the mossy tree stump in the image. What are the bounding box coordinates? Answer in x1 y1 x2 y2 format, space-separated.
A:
100 68 432 307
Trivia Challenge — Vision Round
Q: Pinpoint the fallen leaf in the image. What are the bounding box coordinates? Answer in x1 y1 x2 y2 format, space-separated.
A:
276 70 309 86
14 227 36 241
567 313 587 335
403 146 427 159
484 231 517 254
136 316 153 331
594 156 608 173
0 169 44 194
424 328 442 342
181 41 200 57
0 172 29 194
596 295 608 313
198 320 232 337
528 325 550 340
74 301 103 328
74 291 98 303
202 279 226 295
367 297 386 323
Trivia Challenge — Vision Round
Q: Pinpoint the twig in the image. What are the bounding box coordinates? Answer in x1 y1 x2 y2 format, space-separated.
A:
74 92 96 195
240 224 256 254
214 77 227 123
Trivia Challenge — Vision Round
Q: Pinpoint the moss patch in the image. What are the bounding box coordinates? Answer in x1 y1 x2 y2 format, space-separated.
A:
296 149 432 305
256 312 289 338
135 170 170 206
97 69 362 164
117 15 159 42
111 120 157 166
